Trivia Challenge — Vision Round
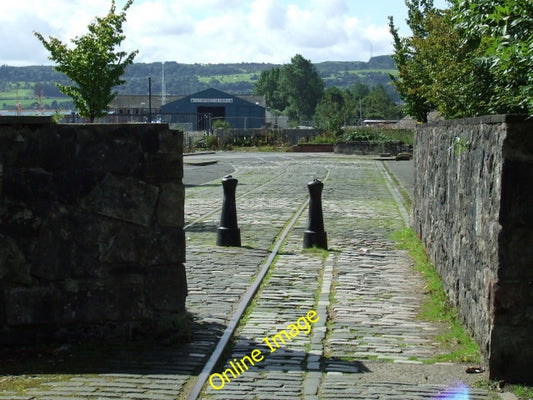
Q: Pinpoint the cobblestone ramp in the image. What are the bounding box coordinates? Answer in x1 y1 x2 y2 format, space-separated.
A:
202 160 492 400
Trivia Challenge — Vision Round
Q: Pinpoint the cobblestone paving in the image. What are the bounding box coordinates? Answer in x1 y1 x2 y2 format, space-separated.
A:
0 154 494 400
200 158 492 400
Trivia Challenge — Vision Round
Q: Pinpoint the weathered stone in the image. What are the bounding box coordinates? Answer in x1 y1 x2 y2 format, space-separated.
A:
144 153 183 182
414 114 533 384
142 226 186 265
157 182 185 228
0 122 187 344
82 173 160 227
75 276 148 323
159 129 183 153
146 265 187 312
0 235 30 284
5 287 65 325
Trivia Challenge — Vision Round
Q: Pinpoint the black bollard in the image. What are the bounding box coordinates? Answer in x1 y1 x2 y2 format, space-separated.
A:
303 178 328 250
217 175 241 247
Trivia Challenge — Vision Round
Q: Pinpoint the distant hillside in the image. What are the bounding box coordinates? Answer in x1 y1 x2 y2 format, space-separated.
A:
0 55 399 108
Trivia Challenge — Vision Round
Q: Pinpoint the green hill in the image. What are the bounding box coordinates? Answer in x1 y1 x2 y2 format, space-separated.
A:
0 55 398 110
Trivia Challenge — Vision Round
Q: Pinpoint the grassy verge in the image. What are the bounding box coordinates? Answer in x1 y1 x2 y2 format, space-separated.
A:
392 228 480 364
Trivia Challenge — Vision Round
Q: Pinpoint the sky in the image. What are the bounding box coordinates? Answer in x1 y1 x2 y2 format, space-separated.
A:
0 0 450 66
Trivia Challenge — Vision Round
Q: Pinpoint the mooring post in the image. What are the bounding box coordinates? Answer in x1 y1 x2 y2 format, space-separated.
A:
303 178 328 249
217 175 241 247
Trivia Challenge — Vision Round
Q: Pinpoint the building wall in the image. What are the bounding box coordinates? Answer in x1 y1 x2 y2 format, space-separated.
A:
160 88 265 130
413 115 533 383
0 119 187 344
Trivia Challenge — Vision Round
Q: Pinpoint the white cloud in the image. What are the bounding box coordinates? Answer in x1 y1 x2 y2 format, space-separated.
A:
2 0 450 66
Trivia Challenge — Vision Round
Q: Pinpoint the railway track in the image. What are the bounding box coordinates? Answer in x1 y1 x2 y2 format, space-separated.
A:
183 154 330 399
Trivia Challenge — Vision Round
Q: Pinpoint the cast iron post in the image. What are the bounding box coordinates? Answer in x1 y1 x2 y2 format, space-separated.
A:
217 175 241 247
303 178 327 249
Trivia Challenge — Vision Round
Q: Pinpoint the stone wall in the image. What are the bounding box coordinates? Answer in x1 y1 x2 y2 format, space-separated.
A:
413 115 533 383
335 141 412 155
214 128 322 146
0 118 187 345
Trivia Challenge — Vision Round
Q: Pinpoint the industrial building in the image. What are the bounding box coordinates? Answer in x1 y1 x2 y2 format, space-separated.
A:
160 88 265 131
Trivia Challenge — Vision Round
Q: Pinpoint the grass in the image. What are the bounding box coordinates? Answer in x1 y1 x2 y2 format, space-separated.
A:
0 375 73 395
512 385 533 399
392 228 481 364
0 85 68 109
197 73 257 84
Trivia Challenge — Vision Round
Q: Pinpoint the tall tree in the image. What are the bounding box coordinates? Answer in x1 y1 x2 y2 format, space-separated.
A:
388 0 437 122
280 54 324 123
34 0 138 122
390 0 533 120
363 84 402 120
452 0 533 115
253 67 287 112
314 87 346 135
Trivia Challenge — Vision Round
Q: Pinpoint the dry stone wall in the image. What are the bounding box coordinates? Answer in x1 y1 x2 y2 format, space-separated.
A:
0 118 187 344
413 115 533 384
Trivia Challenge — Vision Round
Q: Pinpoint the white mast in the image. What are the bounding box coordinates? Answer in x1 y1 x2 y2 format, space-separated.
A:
161 61 166 106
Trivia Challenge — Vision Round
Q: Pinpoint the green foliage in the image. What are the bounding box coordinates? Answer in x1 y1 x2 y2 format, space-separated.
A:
205 134 219 150
388 1 438 122
341 127 413 145
512 385 533 399
212 119 231 129
314 84 403 133
342 127 389 142
306 133 337 144
363 84 403 119
253 67 287 112
281 54 325 122
452 0 533 115
34 0 138 121
2 58 399 106
389 0 533 120
254 54 324 123
314 87 346 135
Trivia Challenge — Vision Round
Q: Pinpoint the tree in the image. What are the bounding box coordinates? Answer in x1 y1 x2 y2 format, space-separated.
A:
452 0 533 115
388 0 437 122
390 0 533 120
253 67 287 112
364 84 402 120
34 0 138 122
253 54 325 124
314 87 346 135
280 55 324 123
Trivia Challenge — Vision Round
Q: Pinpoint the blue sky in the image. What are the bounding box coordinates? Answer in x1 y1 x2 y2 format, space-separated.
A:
0 0 450 66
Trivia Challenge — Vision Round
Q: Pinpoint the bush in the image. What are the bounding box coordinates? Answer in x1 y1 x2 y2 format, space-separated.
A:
341 127 413 145
308 133 336 144
205 135 219 150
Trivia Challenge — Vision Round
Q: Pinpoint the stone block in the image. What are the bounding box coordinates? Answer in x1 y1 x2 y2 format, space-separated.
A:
75 276 148 323
3 167 56 201
0 235 31 284
157 182 185 228
158 129 183 153
146 265 187 312
143 152 183 183
0 122 185 344
81 173 159 227
141 226 186 265
5 287 64 325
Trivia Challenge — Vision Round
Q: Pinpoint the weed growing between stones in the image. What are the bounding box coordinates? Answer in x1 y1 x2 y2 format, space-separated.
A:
392 228 481 364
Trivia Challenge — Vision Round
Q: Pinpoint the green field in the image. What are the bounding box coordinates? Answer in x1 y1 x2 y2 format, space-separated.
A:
197 73 258 84
0 85 69 110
